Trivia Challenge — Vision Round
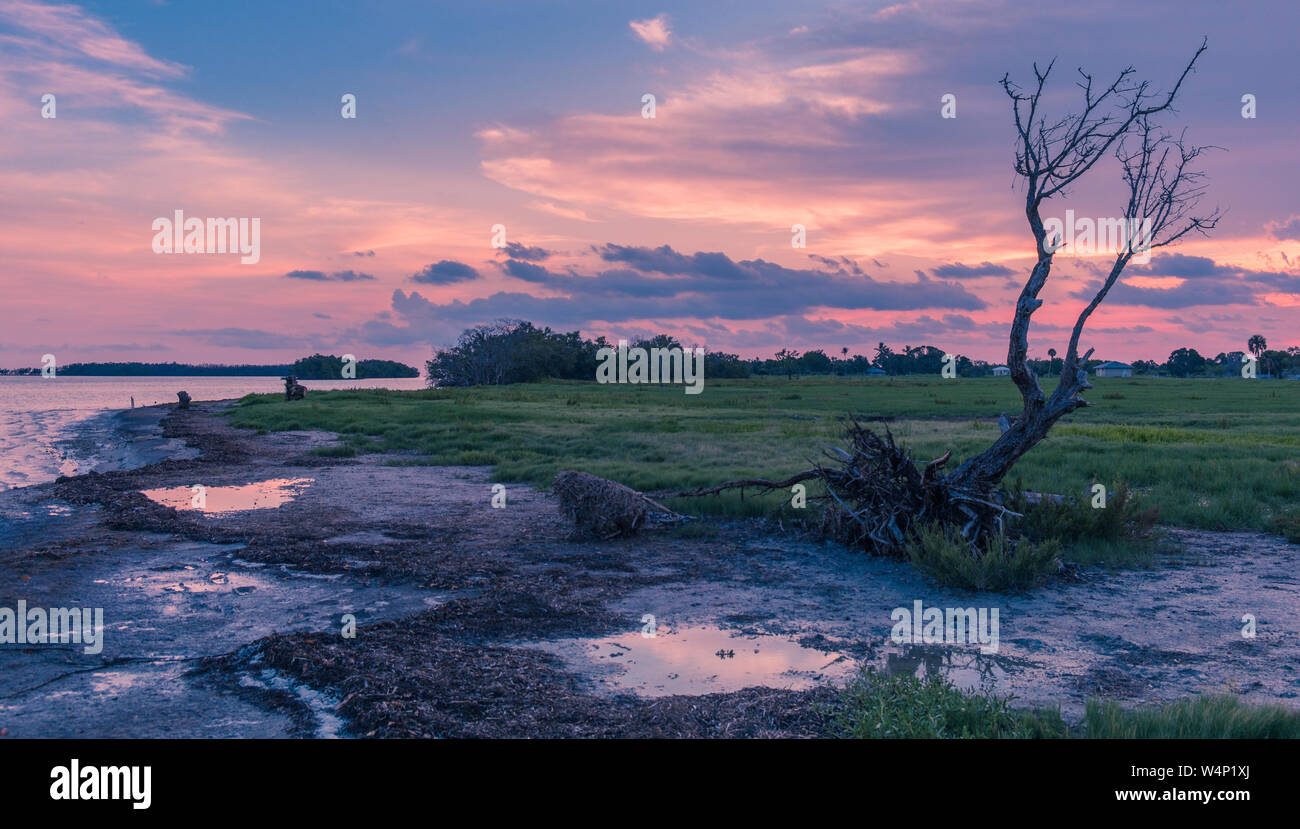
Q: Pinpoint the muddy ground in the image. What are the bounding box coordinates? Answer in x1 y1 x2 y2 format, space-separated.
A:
1 401 1296 737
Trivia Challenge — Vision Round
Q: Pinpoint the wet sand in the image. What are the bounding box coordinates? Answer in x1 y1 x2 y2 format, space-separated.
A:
1 401 1296 737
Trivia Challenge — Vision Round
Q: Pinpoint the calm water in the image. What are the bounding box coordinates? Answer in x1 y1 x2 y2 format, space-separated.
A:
0 375 427 491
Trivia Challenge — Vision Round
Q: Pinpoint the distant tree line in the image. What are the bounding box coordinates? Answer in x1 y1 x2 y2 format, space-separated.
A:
425 321 751 386
425 321 1300 387
289 354 419 379
0 361 289 376
0 355 419 378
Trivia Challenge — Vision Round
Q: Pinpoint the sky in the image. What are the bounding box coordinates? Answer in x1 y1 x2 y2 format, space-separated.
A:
1 0 1297 369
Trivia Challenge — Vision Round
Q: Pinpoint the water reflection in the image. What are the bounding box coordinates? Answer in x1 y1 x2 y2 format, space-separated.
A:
141 478 313 513
535 623 859 697
882 644 1012 691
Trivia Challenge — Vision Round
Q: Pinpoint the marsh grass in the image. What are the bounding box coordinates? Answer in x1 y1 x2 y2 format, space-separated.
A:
1269 508 1300 543
227 376 1300 534
1009 479 1163 568
906 522 1062 591
832 669 1040 738
832 669 1300 739
1083 695 1300 738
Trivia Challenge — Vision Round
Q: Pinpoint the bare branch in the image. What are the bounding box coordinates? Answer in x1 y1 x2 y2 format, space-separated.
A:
952 39 1218 493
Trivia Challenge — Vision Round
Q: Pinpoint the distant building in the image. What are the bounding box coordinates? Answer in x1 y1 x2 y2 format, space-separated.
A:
866 367 886 376
1094 361 1132 377
992 365 1010 376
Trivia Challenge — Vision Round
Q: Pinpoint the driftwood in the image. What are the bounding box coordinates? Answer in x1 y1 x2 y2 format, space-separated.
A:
283 375 307 401
1021 491 1065 507
664 469 819 498
552 470 685 540
176 391 191 409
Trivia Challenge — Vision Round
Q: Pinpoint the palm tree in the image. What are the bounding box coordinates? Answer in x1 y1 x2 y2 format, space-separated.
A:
1248 334 1267 376
1048 347 1057 375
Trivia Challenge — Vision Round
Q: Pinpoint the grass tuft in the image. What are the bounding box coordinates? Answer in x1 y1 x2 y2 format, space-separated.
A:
832 669 1043 738
906 521 1061 591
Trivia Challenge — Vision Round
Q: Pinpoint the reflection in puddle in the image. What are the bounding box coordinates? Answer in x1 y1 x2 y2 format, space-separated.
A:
537 624 858 697
141 478 313 513
118 567 268 614
881 645 1013 692
89 662 185 695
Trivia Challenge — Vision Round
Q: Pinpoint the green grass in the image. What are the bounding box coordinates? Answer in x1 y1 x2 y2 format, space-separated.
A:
832 669 1047 738
906 522 1063 591
226 376 1300 534
831 669 1300 738
1082 695 1300 738
1270 509 1300 543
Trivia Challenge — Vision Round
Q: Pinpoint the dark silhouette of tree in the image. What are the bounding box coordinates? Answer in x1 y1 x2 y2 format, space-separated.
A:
947 39 1220 496
1166 347 1207 377
1248 334 1268 375
774 348 800 378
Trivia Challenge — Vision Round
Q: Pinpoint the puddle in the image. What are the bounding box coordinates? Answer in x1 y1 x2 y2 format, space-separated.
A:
878 644 1015 693
89 662 186 696
533 624 859 697
141 478 313 513
120 564 267 600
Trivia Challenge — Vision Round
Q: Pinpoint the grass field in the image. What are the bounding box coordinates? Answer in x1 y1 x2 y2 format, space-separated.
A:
833 669 1300 739
227 375 1300 537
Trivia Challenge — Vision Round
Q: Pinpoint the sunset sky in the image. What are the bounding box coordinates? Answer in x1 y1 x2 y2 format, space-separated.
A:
1 0 1296 370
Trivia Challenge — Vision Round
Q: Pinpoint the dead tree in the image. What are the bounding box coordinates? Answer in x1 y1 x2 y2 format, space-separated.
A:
670 42 1221 557
948 39 1220 495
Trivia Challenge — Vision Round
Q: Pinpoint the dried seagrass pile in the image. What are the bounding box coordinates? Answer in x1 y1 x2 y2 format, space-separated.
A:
552 470 685 540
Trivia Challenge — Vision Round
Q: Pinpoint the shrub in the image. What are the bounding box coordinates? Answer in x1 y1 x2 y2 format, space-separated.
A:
906 521 1060 591
1269 509 1300 543
1010 479 1157 544
832 669 1051 738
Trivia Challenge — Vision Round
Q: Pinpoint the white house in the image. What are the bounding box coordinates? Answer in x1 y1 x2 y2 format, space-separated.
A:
992 365 1010 376
1094 361 1132 377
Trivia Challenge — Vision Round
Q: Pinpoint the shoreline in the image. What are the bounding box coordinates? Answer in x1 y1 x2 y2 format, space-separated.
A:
58 404 202 478
1 400 1297 737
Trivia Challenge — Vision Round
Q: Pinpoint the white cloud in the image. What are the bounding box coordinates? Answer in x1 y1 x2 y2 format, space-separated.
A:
629 14 671 51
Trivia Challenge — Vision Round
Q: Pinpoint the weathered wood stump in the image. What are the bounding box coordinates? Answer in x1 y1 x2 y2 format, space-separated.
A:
282 375 307 401
176 391 191 409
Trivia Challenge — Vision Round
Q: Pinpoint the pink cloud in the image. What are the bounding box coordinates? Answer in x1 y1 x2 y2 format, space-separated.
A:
629 14 672 51
0 0 187 77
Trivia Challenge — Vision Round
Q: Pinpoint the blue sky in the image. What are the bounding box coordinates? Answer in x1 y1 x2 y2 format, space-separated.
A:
1 0 1297 368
